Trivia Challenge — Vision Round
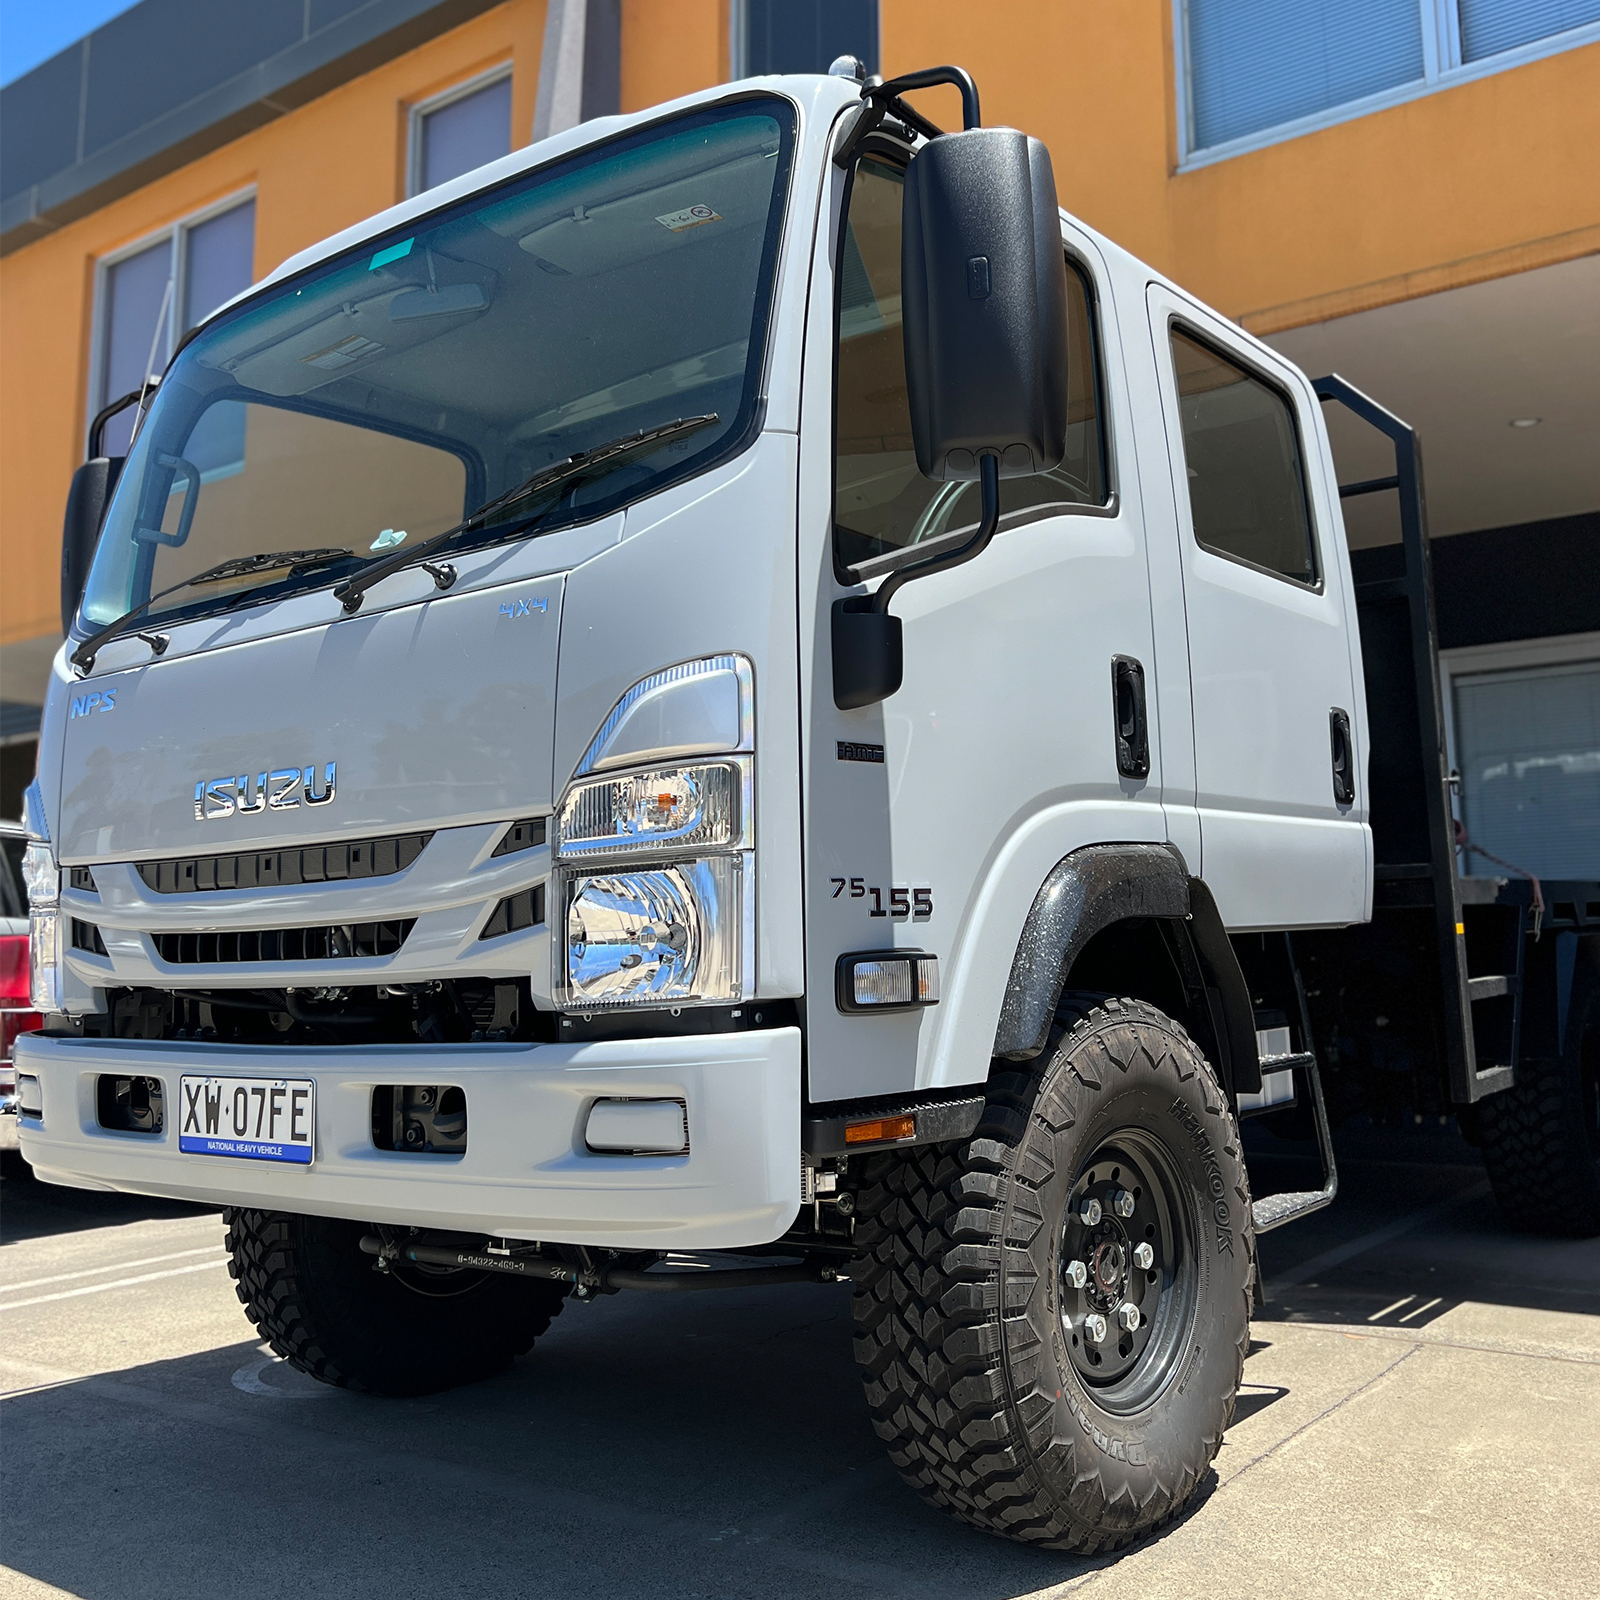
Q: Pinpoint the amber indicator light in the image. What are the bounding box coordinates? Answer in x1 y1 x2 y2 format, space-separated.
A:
844 1114 916 1145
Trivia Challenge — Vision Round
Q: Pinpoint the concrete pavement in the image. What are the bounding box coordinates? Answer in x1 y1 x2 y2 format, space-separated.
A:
1 1127 1596 1599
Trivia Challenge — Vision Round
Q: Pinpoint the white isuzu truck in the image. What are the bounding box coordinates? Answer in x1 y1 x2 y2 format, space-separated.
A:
17 62 1599 1555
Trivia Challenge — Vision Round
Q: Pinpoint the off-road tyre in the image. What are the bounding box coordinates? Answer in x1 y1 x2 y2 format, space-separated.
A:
1478 945 1600 1238
850 995 1253 1552
225 1210 567 1395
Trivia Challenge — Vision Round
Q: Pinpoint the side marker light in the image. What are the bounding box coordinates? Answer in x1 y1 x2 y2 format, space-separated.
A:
835 951 939 1013
844 1114 917 1145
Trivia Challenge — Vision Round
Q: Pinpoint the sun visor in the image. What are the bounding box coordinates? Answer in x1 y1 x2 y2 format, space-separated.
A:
195 252 496 398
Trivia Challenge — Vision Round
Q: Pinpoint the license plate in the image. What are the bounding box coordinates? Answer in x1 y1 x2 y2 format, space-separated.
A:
178 1076 315 1165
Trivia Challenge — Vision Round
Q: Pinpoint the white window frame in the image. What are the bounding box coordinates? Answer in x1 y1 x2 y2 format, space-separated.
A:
87 187 256 451
1174 2 1600 169
1438 628 1600 876
407 63 514 199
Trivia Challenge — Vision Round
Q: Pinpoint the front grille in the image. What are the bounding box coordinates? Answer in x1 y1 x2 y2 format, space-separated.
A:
151 920 415 964
479 886 544 940
69 867 98 892
136 833 431 894
71 919 108 955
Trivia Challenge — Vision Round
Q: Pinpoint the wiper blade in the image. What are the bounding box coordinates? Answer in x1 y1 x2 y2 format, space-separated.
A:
333 412 720 615
70 546 354 674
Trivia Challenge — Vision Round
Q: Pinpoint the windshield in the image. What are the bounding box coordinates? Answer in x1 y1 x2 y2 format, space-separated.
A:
79 98 796 632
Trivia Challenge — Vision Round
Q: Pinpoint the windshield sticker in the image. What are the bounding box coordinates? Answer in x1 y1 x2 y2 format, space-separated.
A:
369 528 408 552
656 204 721 232
302 333 385 371
369 238 415 270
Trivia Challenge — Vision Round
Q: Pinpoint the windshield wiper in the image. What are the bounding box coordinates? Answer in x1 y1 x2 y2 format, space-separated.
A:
70 547 354 675
333 413 720 615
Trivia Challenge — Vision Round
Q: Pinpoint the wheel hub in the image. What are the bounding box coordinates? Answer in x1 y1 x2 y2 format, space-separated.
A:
1058 1134 1196 1404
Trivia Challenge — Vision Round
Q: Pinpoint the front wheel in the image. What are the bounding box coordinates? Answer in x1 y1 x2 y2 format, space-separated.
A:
225 1210 568 1396
850 995 1253 1552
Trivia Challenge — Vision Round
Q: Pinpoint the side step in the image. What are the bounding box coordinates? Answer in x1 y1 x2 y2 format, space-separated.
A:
1247 953 1340 1235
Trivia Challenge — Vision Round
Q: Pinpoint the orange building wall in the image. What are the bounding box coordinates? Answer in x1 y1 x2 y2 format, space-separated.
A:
3 0 1597 651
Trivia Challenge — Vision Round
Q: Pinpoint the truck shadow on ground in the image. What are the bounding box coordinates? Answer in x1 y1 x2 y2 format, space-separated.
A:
1 1282 1205 1600
0 1149 217 1244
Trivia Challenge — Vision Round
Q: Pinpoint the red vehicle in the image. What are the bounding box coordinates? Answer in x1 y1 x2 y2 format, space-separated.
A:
1 819 41 1149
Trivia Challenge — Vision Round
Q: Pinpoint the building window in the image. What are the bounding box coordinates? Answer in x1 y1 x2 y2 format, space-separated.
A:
410 69 513 196
736 0 878 76
1178 0 1600 162
94 196 255 457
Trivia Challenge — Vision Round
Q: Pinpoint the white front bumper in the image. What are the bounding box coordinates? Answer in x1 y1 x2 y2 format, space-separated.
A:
14 1027 801 1250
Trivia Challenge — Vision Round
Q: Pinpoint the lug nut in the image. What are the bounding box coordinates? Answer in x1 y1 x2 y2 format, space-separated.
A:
1079 1196 1102 1225
1133 1242 1154 1270
1063 1259 1088 1289
1112 1188 1135 1218
1117 1302 1141 1332
1083 1312 1108 1344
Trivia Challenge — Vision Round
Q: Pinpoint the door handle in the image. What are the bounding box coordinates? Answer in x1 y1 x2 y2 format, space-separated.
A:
1112 656 1150 779
1329 707 1354 805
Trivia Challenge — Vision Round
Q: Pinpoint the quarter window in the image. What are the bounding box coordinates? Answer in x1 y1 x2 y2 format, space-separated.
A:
833 155 1107 571
1170 329 1317 587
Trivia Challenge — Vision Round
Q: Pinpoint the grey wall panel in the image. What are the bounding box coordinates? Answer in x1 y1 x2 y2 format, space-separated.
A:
1 0 505 256
82 0 305 157
0 46 83 198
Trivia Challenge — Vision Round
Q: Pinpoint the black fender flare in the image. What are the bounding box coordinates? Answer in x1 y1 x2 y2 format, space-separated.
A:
992 843 1261 1098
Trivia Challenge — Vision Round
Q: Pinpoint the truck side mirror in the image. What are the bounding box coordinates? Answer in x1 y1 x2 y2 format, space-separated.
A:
901 126 1069 485
61 457 122 633
833 125 1070 712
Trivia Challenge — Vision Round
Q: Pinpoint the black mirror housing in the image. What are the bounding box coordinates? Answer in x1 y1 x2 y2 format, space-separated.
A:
901 127 1069 483
61 457 121 633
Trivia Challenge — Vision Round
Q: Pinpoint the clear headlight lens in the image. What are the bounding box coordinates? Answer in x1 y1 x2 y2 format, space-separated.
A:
22 842 65 1012
29 911 63 1014
22 843 59 909
556 761 743 858
560 857 741 1009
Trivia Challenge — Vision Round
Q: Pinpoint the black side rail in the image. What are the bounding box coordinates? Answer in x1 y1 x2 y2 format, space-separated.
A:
1313 374 1505 1103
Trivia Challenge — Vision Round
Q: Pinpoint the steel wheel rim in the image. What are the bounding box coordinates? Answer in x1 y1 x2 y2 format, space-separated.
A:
1058 1127 1201 1414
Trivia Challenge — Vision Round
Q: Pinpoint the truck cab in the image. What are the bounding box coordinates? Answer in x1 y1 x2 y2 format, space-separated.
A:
17 63 1596 1556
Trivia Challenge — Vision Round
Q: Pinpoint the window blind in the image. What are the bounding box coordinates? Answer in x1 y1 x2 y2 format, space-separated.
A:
1458 0 1600 61
1187 0 1425 150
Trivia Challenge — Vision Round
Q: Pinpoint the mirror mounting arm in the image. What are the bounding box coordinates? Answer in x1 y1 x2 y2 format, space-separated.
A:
831 455 999 712
874 452 1000 614
834 65 981 169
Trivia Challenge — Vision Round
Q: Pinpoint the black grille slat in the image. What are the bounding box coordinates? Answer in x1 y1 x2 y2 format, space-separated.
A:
136 833 433 894
70 919 108 955
69 867 98 892
491 818 547 858
480 885 545 941
151 919 417 965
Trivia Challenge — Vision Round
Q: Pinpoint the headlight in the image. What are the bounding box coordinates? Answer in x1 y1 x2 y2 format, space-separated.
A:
560 857 741 1009
553 756 751 1012
22 842 63 1013
557 760 746 857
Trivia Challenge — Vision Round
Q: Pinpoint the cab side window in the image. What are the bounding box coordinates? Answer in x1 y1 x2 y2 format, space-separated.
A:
1170 329 1317 587
833 155 1107 570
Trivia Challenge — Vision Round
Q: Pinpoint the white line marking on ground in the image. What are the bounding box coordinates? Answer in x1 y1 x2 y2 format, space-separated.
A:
0 1246 221 1294
1267 1178 1491 1290
1369 1295 1414 1322
0 1257 229 1311
231 1354 331 1399
1397 1295 1442 1323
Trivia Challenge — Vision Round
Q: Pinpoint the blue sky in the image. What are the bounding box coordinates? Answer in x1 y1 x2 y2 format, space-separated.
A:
1 0 140 85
